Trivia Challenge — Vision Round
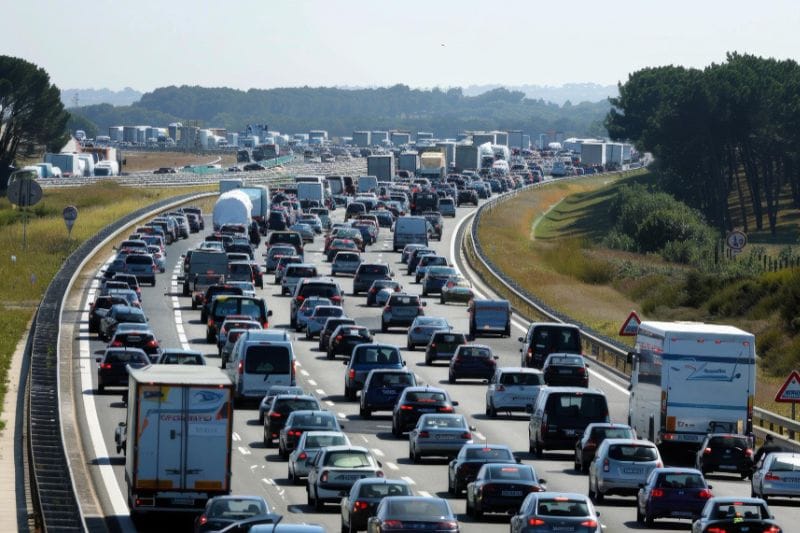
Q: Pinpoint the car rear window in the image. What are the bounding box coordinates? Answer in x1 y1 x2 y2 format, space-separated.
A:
106 351 147 364
389 295 419 306
593 427 634 440
487 465 534 480
421 416 464 428
293 414 337 429
547 355 585 366
546 394 608 420
274 398 319 413
536 499 589 516
358 483 410 498
656 473 705 488
375 373 415 386
360 265 389 274
306 434 347 448
708 436 749 449
406 391 446 403
118 313 146 323
125 255 153 265
287 266 317 277
769 456 800 471
458 347 492 358
465 447 514 460
608 444 658 461
355 347 400 364
532 326 582 353
324 451 372 467
300 283 340 298
244 345 291 374
313 307 342 317
500 373 544 386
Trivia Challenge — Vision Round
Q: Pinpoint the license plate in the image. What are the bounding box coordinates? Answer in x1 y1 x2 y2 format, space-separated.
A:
673 511 693 518
563 429 576 436
501 490 522 497
552 527 575 532
719 465 737 470
622 467 643 474
559 369 572 374
172 498 194 506
128 336 141 342
418 408 434 413
435 434 456 440
337 474 360 481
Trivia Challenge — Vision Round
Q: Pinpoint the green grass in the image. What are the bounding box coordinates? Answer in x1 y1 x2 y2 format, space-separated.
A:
0 181 216 428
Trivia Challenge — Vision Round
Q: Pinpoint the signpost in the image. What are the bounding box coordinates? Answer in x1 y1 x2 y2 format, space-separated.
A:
6 169 43 250
619 310 641 336
62 205 78 239
775 370 800 429
726 230 747 257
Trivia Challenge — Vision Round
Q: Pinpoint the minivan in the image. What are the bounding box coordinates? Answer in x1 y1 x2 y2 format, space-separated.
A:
207 295 271 343
393 216 429 252
226 329 295 404
528 387 610 457
519 322 583 369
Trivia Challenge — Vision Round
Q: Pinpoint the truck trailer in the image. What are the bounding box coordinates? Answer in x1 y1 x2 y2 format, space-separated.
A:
418 151 446 180
239 186 270 233
366 154 395 181
627 321 756 452
213 189 253 230
122 365 233 516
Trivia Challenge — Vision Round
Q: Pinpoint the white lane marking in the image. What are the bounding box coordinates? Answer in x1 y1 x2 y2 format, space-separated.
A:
371 448 384 457
300 369 310 377
360 435 369 443
400 476 416 485
337 412 346 419
308 379 317 386
315 389 325 395
386 462 399 471
232 432 241 442
325 400 335 407
473 432 485 441
238 446 251 456
296 361 302 368
418 490 432 497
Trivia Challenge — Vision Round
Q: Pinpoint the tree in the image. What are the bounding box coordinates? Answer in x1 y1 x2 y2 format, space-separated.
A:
0 56 70 190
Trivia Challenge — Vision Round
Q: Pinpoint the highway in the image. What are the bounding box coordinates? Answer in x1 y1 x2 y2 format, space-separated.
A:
72 192 800 533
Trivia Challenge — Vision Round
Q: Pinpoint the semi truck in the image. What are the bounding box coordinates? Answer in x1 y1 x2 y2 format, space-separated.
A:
627 321 756 453
418 151 446 180
239 185 270 233
366 154 395 181
121 365 234 516
580 142 606 166
212 189 252 230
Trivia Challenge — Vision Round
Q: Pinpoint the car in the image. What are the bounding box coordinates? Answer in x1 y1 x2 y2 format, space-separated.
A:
107 328 161 361
278 410 342 459
344 344 405 400
439 275 474 304
290 278 344 329
326 238 360 262
406 316 452 351
153 349 206 365
691 496 782 533
421 211 444 240
206 295 270 343
400 244 426 264
367 496 459 533
448 344 498 383
281 263 319 297
528 388 610 458
290 223 316 243
365 280 401 307
542 353 590 387
751 451 800 502
468 299 511 338
439 198 456 217
510 492 602 533
319 317 356 352
381 293 425 332
574 423 636 474
637 468 713 526
274 255 302 283
341 478 413 533
327 325 373 360
420 266 459 296
331 251 362 276
392 386 458 436
304 305 345 339
422 331 467 365
411 254 447 281
407 248 435 275
352 263 393 295
466 463 546 519
265 245 297 273
153 167 176 174
484 367 545 418
112 273 142 301
226 280 256 298
217 316 262 356
294 296 332 332
122 252 157 286
99 304 148 341
106 287 141 309
448 444 518 496
288 430 351 484
257 385 306 424
359 369 417 418
88 295 128 333
243 163 266 171
694 433 754 478
306 446 384 511
588 439 662 502
408 414 474 462
95 347 150 392
193 495 270 533
200 284 244 323
263 395 321 447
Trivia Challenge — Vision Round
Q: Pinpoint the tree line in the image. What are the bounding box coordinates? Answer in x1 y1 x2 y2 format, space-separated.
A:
606 52 800 235
71 84 610 140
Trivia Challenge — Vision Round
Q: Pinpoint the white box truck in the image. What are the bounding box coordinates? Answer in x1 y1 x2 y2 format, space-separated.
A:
122 365 233 515
627 321 756 452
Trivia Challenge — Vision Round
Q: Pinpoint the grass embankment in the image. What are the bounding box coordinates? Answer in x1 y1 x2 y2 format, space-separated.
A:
478 172 800 416
0 181 215 430
122 151 237 173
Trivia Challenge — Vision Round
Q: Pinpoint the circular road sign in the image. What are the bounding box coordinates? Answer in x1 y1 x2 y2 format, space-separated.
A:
726 230 747 251
63 205 78 231
6 171 43 207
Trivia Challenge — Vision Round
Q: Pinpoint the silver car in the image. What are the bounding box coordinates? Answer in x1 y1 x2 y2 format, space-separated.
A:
331 251 362 276
295 297 332 332
304 305 345 339
406 316 452 350
589 439 662 502
226 280 256 298
485 367 545 418
408 414 474 462
288 431 351 484
751 451 800 502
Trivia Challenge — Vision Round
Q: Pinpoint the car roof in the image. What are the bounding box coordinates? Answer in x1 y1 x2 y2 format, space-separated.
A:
319 445 369 454
498 366 542 374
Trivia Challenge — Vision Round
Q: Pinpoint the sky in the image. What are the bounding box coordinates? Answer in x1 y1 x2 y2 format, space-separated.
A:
5 0 800 92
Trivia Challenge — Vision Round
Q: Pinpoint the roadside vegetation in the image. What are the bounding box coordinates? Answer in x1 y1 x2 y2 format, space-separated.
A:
0 181 214 429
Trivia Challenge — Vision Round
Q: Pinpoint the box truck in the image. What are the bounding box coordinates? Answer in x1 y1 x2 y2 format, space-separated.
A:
627 321 756 452
367 154 395 181
239 186 270 233
455 145 479 172
121 365 233 515
418 152 446 180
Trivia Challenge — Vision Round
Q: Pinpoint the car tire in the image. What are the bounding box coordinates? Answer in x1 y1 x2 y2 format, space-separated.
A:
574 454 581 472
448 373 456 384
392 420 401 437
448 475 455 495
421 289 427 297
407 341 414 351
381 321 388 333
440 296 445 305
345 385 356 401
191 301 197 310
359 406 371 419
534 440 543 458
645 511 654 527
636 506 644 524
425 354 432 365
409 446 417 463
327 350 334 360
97 383 104 394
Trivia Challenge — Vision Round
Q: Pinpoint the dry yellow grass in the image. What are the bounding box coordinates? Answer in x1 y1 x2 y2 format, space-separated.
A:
122 151 237 173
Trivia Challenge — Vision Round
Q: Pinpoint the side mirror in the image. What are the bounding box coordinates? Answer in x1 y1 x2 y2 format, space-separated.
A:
377 461 383 467
517 337 524 342
422 302 427 307
118 421 126 428
585 363 590 368
493 355 499 360
402 361 406 366
469 425 477 431
268 310 273 317
95 356 103 363
451 400 459 406
538 478 546 485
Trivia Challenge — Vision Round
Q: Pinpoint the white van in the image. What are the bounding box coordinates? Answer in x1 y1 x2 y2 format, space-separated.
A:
393 216 429 252
227 329 295 404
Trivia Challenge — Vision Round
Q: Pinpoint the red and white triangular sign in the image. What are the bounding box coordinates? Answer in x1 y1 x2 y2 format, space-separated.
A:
619 311 641 337
775 370 800 403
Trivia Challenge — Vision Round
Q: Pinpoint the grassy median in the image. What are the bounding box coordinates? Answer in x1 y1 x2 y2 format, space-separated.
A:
0 180 215 430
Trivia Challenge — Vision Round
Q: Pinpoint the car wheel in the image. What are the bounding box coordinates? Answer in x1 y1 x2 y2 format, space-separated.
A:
191 301 197 310
409 445 417 463
594 483 604 503
421 289 427 297
307 487 315 507
97 383 104 393
636 505 644 523
392 420 401 437
425 354 432 365
645 511 654 527
381 321 388 333
345 385 356 401
448 373 456 384
474 503 483 520
488 402 497 418
305 329 312 340
360 406 371 419
279 445 288 460
448 475 455 495
406 341 414 351
440 296 445 305
327 350 334 360
534 440 543 458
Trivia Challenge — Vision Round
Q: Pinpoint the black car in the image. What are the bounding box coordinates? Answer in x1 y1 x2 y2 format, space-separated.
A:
694 433 754 478
466 463 546 518
542 353 590 387
392 386 457 436
88 295 128 333
424 331 468 365
448 344 498 383
691 497 782 533
263 394 321 447
96 347 149 392
193 495 270 533
327 325 373 360
457 189 479 206
99 304 148 341
290 278 344 329
341 479 413 533
200 284 244 323
108 330 162 362
448 444 518 496
360 369 417 418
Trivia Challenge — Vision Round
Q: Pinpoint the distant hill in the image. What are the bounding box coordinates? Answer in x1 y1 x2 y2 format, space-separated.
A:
462 83 618 105
60 87 142 107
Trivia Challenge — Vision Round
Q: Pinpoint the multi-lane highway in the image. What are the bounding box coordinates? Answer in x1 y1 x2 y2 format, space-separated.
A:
72 193 800 533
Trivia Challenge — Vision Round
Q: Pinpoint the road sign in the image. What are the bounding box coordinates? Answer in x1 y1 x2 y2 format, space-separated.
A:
775 370 800 403
619 311 641 336
6 172 43 207
726 230 747 251
63 205 78 234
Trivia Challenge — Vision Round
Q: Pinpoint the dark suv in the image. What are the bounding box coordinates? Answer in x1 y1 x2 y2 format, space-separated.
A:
200 284 244 323
424 331 468 365
381 293 425 332
318 317 356 351
343 344 405 400
290 278 344 329
263 394 321 447
392 386 458 435
542 353 589 388
694 433 753 478
360 369 418 418
95 347 150 392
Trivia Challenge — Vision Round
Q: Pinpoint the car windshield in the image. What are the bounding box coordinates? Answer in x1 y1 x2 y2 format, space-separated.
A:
608 444 658 461
536 499 589 516
487 465 535 481
324 451 372 468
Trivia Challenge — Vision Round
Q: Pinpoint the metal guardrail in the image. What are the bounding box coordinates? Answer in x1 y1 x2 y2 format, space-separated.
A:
462 176 800 450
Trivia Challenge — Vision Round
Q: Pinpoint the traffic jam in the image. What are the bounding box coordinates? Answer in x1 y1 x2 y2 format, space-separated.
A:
85 166 789 533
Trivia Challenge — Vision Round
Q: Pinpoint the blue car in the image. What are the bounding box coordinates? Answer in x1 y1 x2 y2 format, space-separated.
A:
343 344 406 401
406 316 452 350
359 368 418 418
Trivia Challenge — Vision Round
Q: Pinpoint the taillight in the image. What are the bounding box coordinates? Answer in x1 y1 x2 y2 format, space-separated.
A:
383 305 391 312
296 295 305 302
298 452 307 460
270 412 283 419
376 470 384 477
335 335 343 343
418 431 430 438
651 488 664 498
145 340 158 348
354 500 368 511
765 472 780 481
527 518 545 526
703 447 712 455
745 448 753 457
438 406 454 413
577 367 586 375
400 404 414 411
706 527 727 533
321 470 328 483
198 515 208 525
383 520 403 529
763 527 782 533
100 363 112 370
580 520 598 528
208 318 214 327
110 341 123 347
436 521 457 530
461 432 472 439
698 489 713 499
348 369 355 379
330 295 342 303
289 430 303 437
238 360 243 375
603 458 609 472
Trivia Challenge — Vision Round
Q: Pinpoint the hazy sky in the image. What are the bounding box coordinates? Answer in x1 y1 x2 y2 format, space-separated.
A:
6 0 800 92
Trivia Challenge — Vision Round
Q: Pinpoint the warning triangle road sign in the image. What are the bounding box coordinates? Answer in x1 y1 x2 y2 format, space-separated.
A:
775 370 800 403
618 311 641 337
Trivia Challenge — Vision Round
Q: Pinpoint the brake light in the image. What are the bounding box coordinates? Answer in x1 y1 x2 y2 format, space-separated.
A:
349 369 355 379
288 430 303 437
580 520 598 528
763 527 782 533
698 489 713 499
335 335 343 343
527 518 545 526
383 520 403 529
354 500 368 511
745 448 753 457
208 318 214 327
145 340 158 348
651 488 664 498
384 305 391 312
321 471 328 483
100 363 112 370
706 528 727 533
238 361 243 375
418 431 430 438
577 367 586 375
603 458 609 472
400 405 414 411
296 295 305 302
369 288 376 294
198 515 208 525
270 412 283 419
376 470 384 477
438 406 453 413
330 295 342 303
298 452 307 460
461 432 472 439
765 472 780 481
110 341 123 347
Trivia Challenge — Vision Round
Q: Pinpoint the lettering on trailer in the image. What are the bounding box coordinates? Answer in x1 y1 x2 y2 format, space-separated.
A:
774 370 800 403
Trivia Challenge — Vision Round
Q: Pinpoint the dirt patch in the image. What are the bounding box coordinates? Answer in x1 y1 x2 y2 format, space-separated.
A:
122 151 237 173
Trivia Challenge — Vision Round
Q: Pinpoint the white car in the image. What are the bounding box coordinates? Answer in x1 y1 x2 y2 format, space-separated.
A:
225 280 256 297
287 430 350 484
751 451 800 502
306 446 383 511
485 367 545 417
